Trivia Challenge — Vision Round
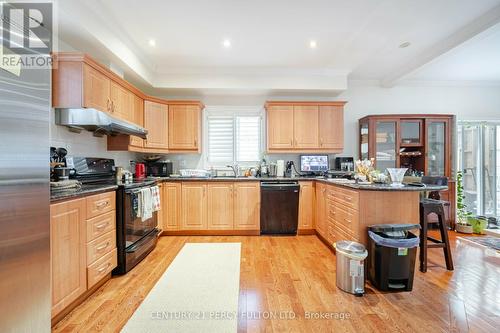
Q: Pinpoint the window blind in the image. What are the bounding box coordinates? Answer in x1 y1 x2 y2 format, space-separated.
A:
236 116 260 162
207 116 234 164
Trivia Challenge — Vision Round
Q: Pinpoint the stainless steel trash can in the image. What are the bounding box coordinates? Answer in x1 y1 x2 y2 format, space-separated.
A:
334 240 368 296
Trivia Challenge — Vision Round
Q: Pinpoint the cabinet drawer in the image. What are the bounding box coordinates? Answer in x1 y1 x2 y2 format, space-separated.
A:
86 192 116 219
86 210 115 242
87 230 116 265
334 204 359 234
87 248 117 288
332 187 359 210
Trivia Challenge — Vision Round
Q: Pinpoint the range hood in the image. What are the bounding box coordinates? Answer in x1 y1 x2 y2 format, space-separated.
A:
55 108 147 139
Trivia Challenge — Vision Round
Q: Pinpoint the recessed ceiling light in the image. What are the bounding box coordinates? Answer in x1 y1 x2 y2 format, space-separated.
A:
399 41 411 48
148 39 156 47
309 40 317 49
222 39 231 48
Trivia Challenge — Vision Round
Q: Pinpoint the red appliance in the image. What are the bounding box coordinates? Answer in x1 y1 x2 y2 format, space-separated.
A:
135 163 146 179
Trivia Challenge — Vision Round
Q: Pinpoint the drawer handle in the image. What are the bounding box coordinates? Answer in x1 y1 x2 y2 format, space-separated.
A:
96 201 109 209
97 262 111 273
344 196 352 201
344 218 352 223
95 222 109 230
96 242 110 251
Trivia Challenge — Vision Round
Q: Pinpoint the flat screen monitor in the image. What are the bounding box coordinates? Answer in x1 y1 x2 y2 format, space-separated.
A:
300 155 329 173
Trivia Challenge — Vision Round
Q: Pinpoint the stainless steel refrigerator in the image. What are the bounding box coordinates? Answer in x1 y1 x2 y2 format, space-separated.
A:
0 38 51 333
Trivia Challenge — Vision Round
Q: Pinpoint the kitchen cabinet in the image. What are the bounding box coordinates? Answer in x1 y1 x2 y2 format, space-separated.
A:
50 198 87 317
267 105 295 149
319 105 343 149
162 182 181 231
110 80 132 122
168 104 202 152
298 181 315 230
234 182 261 230
144 100 169 151
129 94 145 148
181 182 208 230
207 183 234 230
315 182 327 239
293 106 319 148
50 191 117 319
83 65 111 113
157 183 164 231
265 101 346 153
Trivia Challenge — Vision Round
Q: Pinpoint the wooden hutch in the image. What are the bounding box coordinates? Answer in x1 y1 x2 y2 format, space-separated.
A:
358 114 456 226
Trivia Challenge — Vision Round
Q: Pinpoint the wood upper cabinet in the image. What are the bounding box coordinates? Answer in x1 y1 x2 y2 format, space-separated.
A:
267 105 295 149
181 182 207 230
234 182 260 230
129 95 145 148
319 106 343 149
293 106 319 148
207 183 234 230
265 101 346 152
162 183 181 231
298 181 315 230
83 64 111 113
144 100 169 150
168 104 201 151
50 198 87 317
110 80 132 122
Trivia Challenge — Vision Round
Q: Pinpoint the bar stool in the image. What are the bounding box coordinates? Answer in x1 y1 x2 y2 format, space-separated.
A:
419 176 454 272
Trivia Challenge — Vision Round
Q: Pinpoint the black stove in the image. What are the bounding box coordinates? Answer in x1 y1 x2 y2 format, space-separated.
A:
67 157 159 274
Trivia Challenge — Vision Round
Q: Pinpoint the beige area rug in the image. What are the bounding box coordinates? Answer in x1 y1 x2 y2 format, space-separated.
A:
121 243 241 333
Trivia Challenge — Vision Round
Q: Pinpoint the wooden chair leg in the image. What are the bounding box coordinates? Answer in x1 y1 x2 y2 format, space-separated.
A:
419 207 428 273
438 209 454 271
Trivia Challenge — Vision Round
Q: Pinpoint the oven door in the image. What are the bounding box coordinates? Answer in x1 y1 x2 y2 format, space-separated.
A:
124 188 158 247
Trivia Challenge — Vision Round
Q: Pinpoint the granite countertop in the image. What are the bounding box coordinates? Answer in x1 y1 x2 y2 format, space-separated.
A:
155 176 447 191
50 184 118 202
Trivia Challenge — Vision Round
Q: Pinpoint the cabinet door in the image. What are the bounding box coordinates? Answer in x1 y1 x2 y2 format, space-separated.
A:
267 105 294 149
315 183 326 236
426 119 450 177
130 95 144 148
168 105 200 150
293 106 319 148
83 65 110 113
163 183 181 231
207 183 234 230
110 81 132 122
144 101 169 150
234 182 260 230
319 106 343 149
298 181 314 229
375 120 399 170
181 183 207 230
50 198 87 317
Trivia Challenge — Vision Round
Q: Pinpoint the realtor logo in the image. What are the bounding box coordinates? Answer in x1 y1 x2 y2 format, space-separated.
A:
1 2 52 54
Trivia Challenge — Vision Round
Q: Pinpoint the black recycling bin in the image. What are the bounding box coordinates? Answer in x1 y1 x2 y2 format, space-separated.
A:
367 224 420 291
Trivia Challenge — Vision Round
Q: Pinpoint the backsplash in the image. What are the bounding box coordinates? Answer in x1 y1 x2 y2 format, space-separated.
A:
50 111 138 170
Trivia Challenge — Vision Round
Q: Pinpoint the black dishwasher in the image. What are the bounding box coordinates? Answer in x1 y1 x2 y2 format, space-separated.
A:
260 181 300 235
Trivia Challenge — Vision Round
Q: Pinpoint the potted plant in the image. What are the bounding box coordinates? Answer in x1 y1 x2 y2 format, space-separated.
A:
455 171 473 234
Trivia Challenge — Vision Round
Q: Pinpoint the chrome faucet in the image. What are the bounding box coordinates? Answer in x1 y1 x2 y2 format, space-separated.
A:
226 164 239 177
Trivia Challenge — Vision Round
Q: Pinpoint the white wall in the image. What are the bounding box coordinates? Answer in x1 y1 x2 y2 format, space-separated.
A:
157 82 500 169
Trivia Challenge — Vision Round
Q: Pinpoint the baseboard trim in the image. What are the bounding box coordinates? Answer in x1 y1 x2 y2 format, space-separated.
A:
161 230 261 236
298 229 316 235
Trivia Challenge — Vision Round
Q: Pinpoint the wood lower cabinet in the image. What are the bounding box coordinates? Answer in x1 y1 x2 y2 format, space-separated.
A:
265 101 346 153
298 181 315 230
50 192 117 319
144 100 169 151
234 182 260 230
50 198 87 317
207 183 234 230
162 182 181 231
168 104 201 152
315 182 327 238
157 183 164 231
181 182 208 230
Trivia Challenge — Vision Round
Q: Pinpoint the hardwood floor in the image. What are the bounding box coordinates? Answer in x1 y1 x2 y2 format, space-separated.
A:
53 232 500 333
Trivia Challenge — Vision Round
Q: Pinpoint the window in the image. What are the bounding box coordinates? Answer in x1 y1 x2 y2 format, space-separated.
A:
457 121 500 216
205 106 262 166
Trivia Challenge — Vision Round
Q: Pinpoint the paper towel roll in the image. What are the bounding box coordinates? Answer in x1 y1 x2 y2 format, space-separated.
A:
276 160 285 177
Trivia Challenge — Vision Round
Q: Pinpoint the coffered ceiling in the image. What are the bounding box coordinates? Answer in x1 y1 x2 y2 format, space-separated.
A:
56 0 500 93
